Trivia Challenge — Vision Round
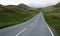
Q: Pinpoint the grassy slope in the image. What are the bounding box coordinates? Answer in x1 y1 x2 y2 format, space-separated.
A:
44 13 60 36
43 2 60 36
0 6 39 29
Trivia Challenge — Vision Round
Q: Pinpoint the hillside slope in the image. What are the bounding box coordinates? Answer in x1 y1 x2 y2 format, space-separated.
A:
42 2 60 13
43 2 60 36
0 4 39 29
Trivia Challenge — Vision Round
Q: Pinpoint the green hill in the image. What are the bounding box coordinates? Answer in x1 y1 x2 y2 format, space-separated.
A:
42 2 60 13
54 2 60 8
43 2 60 36
0 4 39 29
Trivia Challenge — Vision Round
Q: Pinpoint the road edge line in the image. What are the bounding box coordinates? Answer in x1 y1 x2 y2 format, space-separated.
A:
45 22 54 36
42 12 54 36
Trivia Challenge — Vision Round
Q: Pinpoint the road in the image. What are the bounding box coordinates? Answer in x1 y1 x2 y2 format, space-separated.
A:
0 12 54 36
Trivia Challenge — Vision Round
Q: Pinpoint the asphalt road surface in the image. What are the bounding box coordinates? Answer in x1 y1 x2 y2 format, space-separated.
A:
0 12 54 36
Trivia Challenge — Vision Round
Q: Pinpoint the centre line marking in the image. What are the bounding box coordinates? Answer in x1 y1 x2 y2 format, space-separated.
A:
16 28 27 36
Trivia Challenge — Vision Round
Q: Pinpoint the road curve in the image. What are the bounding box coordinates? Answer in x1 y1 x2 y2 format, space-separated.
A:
0 12 54 36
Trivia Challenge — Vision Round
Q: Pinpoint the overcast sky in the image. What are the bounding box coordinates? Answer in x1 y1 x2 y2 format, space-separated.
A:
0 0 60 7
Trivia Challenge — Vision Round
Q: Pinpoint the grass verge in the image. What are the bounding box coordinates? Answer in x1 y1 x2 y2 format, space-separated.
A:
44 12 60 36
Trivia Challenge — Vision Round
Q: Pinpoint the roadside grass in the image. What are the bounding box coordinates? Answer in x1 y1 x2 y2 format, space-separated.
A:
0 6 39 29
44 12 60 36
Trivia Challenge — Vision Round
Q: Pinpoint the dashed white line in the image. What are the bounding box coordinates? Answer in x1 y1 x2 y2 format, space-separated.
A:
16 28 27 36
16 12 54 36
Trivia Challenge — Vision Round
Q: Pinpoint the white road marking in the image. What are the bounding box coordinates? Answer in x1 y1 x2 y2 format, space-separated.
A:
42 12 54 36
16 28 27 36
16 12 54 36
45 22 54 36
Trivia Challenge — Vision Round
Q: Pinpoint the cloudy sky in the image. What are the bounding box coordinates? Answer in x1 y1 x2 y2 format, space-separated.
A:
0 0 60 7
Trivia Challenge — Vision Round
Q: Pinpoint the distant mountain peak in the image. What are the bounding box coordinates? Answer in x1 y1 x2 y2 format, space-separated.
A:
18 4 27 6
17 3 30 9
